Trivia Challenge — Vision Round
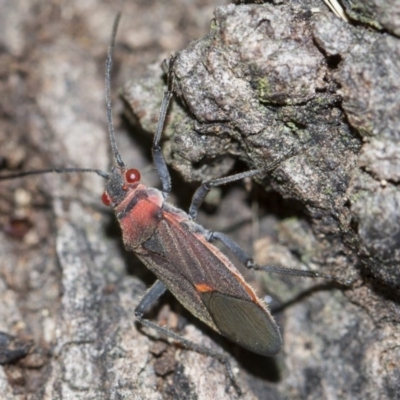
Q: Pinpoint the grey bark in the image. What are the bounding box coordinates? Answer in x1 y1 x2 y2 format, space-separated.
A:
0 0 399 399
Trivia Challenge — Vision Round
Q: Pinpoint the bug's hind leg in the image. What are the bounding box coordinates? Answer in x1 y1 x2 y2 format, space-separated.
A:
207 231 352 286
134 279 242 396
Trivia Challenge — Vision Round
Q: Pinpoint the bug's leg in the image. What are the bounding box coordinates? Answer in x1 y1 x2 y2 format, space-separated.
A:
189 149 297 221
207 231 352 286
152 57 177 196
136 279 168 315
152 91 172 195
189 169 263 220
134 280 242 396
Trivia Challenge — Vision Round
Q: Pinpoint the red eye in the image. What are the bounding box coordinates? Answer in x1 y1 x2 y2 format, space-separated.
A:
126 168 141 183
102 192 112 206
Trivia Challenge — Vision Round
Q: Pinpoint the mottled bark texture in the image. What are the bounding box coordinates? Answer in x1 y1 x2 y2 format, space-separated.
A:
0 0 399 399
341 0 400 36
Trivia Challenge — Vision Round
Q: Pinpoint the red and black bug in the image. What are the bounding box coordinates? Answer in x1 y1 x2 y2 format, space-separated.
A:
0 13 348 394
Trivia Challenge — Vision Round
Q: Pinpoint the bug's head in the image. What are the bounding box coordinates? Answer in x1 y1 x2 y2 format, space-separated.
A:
101 167 141 207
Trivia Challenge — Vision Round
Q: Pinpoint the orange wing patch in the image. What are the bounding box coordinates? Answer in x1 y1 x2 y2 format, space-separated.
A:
195 283 214 293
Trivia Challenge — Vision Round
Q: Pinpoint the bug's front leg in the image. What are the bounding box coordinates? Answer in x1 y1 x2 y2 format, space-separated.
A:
152 57 177 196
152 90 173 196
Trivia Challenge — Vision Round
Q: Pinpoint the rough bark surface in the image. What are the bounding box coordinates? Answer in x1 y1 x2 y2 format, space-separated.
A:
0 1 399 399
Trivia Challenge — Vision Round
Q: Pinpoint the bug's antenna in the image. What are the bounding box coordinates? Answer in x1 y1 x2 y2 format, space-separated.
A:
105 12 125 168
0 168 109 181
0 16 124 183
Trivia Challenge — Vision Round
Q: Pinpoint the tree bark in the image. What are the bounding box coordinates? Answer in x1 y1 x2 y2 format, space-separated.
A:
1 0 399 399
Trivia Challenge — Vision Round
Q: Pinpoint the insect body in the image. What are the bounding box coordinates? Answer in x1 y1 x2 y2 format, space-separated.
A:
101 164 282 356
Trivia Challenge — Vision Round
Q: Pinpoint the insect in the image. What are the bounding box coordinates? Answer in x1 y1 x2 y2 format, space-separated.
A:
0 13 348 394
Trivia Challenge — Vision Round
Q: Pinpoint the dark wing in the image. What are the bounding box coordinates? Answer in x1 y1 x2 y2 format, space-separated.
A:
137 211 282 356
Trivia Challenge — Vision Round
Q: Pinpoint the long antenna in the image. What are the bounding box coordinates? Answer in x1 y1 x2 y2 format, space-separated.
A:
0 15 125 182
0 168 109 181
105 12 125 168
